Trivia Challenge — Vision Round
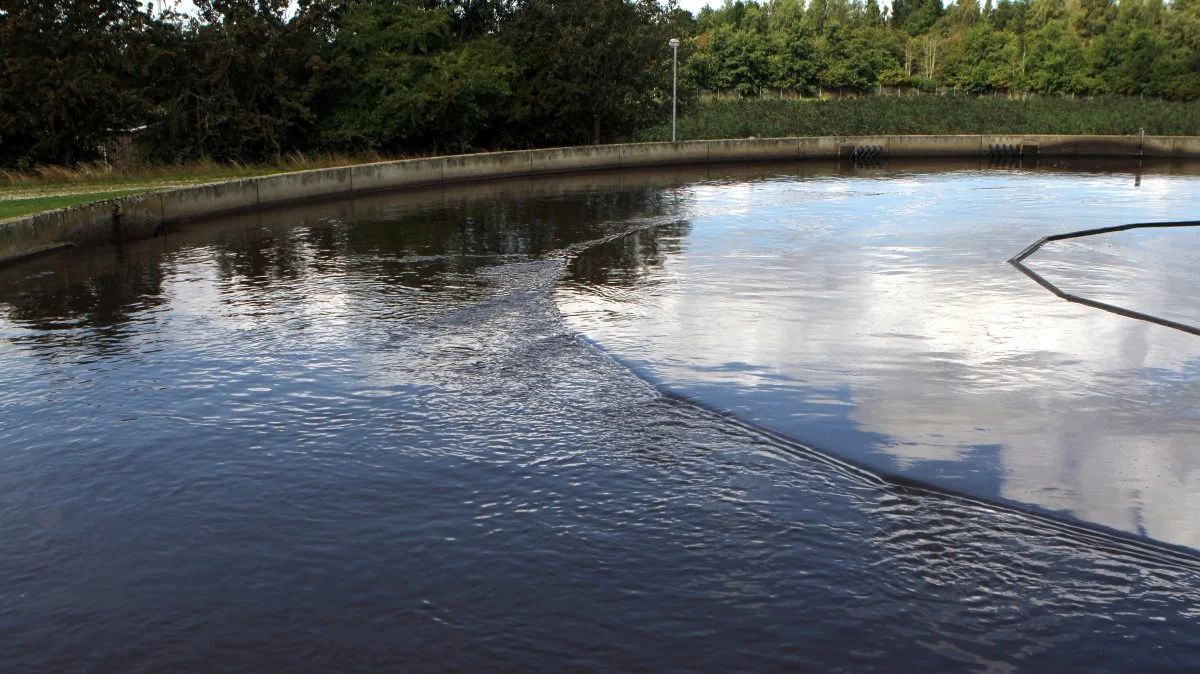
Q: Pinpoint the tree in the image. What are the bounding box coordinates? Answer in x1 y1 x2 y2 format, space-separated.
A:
139 0 334 162
0 0 158 166
504 0 673 145
944 24 1019 91
892 0 945 34
1089 0 1176 97
818 22 898 92
318 0 516 154
1021 18 1095 94
769 22 820 94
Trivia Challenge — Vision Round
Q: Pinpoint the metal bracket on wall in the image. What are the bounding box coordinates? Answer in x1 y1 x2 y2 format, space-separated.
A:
987 143 1040 159
988 144 1022 158
840 144 885 165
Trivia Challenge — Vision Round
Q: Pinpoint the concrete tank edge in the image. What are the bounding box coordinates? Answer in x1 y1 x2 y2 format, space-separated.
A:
0 134 1194 266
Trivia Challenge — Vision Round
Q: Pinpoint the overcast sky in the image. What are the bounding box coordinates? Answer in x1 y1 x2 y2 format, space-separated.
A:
677 0 715 12
166 1 719 18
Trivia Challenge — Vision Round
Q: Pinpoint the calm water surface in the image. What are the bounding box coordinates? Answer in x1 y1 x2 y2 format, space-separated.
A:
560 163 1200 549
1 163 1198 672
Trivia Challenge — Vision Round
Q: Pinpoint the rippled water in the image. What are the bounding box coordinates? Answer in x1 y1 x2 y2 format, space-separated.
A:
559 162 1200 551
1 163 1199 672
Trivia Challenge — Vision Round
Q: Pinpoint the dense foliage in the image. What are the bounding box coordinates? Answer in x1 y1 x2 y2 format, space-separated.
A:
687 0 1200 99
0 0 680 166
637 95 1200 139
0 0 1197 168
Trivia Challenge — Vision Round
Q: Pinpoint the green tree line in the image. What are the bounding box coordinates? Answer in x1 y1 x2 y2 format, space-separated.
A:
0 0 688 167
687 0 1200 100
1 0 1197 169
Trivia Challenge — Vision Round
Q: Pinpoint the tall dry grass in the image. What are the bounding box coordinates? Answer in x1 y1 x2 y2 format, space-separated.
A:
0 152 391 188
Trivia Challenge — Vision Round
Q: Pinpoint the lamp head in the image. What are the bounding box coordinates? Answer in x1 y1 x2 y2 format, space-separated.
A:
669 38 680 48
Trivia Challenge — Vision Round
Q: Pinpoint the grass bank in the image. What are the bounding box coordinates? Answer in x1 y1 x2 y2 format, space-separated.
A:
637 96 1200 142
0 153 382 221
0 190 158 221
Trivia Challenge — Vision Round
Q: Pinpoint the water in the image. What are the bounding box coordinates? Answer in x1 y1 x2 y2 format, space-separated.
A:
1024 223 1200 330
559 162 1200 550
1 163 1198 672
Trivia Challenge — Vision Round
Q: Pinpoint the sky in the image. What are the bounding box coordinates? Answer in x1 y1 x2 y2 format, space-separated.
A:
165 0 719 17
677 0 715 13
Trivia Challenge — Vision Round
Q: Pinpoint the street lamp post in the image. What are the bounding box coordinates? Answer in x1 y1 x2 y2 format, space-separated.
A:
669 38 680 143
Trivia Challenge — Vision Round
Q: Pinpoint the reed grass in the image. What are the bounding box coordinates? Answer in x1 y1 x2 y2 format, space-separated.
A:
0 152 390 221
0 152 384 189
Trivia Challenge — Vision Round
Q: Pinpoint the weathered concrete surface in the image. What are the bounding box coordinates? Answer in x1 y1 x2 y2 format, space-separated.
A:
61 201 122 248
981 134 1089 157
531 146 622 175
1141 135 1176 156
839 135 890 150
351 158 443 194
1073 135 1143 157
620 141 710 167
59 193 166 247
116 193 166 241
706 138 799 163
257 166 353 208
797 136 841 159
888 135 983 157
1022 134 1147 157
6 135 1200 266
0 209 67 263
982 135 1035 150
1172 136 1200 157
162 179 259 223
1029 135 1076 156
443 151 530 182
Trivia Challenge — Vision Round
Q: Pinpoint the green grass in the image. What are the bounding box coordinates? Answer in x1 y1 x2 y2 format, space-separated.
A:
0 189 161 220
637 95 1200 141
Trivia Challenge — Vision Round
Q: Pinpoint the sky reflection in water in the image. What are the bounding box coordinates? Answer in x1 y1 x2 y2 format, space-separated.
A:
558 165 1200 549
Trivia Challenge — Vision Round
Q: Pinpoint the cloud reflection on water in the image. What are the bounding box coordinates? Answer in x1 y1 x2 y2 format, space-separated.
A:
558 167 1200 549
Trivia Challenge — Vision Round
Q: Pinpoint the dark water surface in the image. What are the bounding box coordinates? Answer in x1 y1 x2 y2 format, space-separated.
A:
1 163 1199 673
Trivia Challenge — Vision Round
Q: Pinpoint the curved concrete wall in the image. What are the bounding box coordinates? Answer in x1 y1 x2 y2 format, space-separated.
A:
2 134 1197 265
